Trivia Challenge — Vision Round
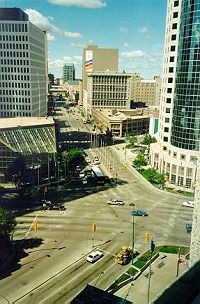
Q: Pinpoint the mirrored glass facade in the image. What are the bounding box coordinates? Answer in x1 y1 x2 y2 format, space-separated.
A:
171 0 200 150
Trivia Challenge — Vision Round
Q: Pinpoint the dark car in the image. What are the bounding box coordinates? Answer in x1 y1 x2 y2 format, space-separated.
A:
186 223 192 233
130 209 148 216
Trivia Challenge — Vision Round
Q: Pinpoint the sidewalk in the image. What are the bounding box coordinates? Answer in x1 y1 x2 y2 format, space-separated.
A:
115 253 189 303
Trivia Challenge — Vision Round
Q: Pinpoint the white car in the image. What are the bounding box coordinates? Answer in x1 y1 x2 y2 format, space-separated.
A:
107 199 125 206
182 201 194 208
92 160 100 165
82 177 87 184
85 157 91 163
86 251 103 263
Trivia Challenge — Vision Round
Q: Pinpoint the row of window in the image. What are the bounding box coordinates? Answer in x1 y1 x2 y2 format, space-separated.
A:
0 104 31 110
0 51 29 57
0 67 30 73
92 100 126 107
0 34 28 42
0 82 30 88
0 97 30 103
0 90 30 96
0 23 28 32
92 77 129 84
0 74 30 81
92 93 127 99
0 112 31 117
0 43 28 50
0 59 29 65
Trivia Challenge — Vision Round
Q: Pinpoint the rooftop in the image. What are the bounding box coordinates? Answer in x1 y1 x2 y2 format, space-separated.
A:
0 117 54 130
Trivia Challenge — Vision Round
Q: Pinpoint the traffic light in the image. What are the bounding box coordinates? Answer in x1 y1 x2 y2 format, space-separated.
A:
145 232 149 242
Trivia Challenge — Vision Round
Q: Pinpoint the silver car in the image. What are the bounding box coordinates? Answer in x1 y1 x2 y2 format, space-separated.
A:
107 199 125 206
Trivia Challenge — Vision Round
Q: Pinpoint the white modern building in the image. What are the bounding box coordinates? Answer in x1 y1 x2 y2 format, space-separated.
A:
150 0 200 191
0 7 48 117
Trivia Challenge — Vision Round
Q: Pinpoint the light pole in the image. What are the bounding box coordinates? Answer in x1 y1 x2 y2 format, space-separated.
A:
130 203 135 265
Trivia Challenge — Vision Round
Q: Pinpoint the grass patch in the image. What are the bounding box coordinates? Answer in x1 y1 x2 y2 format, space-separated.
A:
166 188 194 197
158 245 189 255
134 260 146 269
126 266 139 276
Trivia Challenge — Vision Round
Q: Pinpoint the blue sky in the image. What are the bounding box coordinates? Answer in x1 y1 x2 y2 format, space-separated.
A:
1 0 167 79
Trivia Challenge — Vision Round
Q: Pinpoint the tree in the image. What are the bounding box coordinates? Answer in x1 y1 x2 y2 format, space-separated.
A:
0 208 16 241
142 134 157 145
133 154 147 170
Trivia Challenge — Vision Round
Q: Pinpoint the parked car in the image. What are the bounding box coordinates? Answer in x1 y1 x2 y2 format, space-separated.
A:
182 201 194 208
48 204 66 211
79 172 85 178
92 160 100 165
85 157 91 163
107 199 125 206
186 223 192 233
86 251 103 263
130 209 148 216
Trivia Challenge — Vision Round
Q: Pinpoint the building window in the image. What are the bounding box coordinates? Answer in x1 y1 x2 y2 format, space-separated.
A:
164 127 169 132
180 154 186 160
169 67 174 73
171 174 176 184
174 0 179 6
170 45 176 52
172 23 177 29
167 88 172 93
166 98 171 103
165 117 170 123
164 137 168 142
173 12 178 18
186 178 191 188
163 146 167 150
168 78 173 83
171 34 176 41
170 56 175 62
173 152 177 158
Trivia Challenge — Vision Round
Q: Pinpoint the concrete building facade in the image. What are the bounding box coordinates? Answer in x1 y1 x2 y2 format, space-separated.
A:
130 74 161 107
86 71 132 116
150 0 200 191
82 45 118 113
0 8 48 117
63 63 75 83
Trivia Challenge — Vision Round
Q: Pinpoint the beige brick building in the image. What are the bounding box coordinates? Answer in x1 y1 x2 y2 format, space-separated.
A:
131 74 161 106
92 108 158 137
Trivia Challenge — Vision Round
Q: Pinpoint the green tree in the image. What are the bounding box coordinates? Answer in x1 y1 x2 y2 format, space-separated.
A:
133 154 147 170
0 208 16 241
142 134 157 145
142 168 165 186
61 148 84 170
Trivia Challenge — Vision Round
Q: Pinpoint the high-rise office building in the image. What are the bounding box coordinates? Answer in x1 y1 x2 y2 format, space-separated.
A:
0 7 48 117
150 0 200 191
82 45 119 115
63 63 75 82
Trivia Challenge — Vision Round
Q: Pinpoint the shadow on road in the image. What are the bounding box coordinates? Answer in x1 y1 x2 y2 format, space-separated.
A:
0 237 43 280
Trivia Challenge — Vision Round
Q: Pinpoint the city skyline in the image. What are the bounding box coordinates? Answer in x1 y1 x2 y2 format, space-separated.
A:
1 0 167 79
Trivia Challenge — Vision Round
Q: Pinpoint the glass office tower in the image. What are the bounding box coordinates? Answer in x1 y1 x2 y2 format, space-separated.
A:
150 0 200 191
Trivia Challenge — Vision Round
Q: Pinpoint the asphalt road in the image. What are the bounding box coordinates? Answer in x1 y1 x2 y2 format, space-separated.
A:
0 106 193 303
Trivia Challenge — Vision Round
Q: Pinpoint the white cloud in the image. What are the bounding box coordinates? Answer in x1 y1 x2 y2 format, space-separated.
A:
47 33 55 42
63 31 82 38
146 34 152 39
25 9 82 40
47 0 107 8
121 50 145 58
70 42 85 48
119 26 128 33
48 55 82 69
138 26 148 33
123 42 129 48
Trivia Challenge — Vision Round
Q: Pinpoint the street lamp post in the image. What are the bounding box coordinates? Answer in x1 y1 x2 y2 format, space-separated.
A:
130 203 135 265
